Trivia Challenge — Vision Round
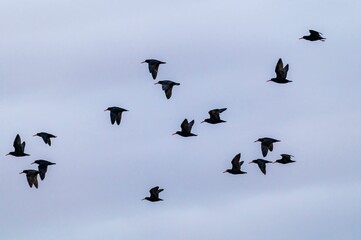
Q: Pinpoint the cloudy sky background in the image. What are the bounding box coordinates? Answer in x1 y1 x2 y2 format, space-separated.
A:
1 0 361 239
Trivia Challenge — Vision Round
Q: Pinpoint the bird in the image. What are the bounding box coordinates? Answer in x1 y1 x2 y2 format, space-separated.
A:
201 108 227 124
31 160 56 180
223 153 247 175
141 59 166 80
143 186 164 202
249 159 272 175
33 132 57 146
104 107 128 125
267 58 292 84
254 137 280 157
20 170 39 188
300 30 326 41
155 80 180 99
172 119 197 137
6 134 30 157
273 154 295 164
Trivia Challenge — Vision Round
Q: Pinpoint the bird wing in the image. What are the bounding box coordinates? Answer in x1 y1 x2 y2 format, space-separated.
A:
261 143 269 157
13 134 23 152
275 58 284 79
180 119 189 132
309 30 321 37
163 84 173 99
110 111 117 124
38 165 48 181
257 161 267 175
149 63 159 80
231 153 241 170
115 112 122 125
150 186 160 198
32 175 39 189
208 109 221 120
269 143 274 152
187 120 195 132
283 64 289 79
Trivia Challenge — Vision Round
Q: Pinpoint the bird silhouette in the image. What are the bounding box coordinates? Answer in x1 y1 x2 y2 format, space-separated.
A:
141 59 166 79
31 160 56 180
202 108 227 124
223 153 247 175
255 137 280 157
300 30 326 41
155 80 180 99
20 170 39 188
33 132 57 146
249 159 272 175
172 119 197 137
6 134 30 157
267 58 292 84
143 186 164 202
273 154 295 164
104 107 128 125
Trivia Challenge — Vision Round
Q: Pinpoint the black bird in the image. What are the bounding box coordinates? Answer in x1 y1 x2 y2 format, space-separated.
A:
143 186 164 202
273 154 295 164
172 119 197 137
300 30 326 41
254 137 280 157
104 107 128 125
249 159 272 175
223 153 247 175
20 170 39 188
6 134 30 157
141 59 166 80
32 160 56 180
201 108 227 124
33 132 57 146
267 58 292 84
155 80 180 99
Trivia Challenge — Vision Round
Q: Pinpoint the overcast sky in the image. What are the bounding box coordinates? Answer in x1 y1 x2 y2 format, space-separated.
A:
1 1 361 239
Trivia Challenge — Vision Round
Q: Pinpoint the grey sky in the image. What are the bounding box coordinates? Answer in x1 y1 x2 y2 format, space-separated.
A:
1 0 361 239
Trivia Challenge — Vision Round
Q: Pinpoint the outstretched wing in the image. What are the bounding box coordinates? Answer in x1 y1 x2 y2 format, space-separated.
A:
38 165 48 181
309 30 321 37
163 84 173 99
13 134 23 152
283 64 289 79
150 63 160 80
275 58 284 79
180 119 189 132
257 161 267 175
150 186 161 198
231 153 241 170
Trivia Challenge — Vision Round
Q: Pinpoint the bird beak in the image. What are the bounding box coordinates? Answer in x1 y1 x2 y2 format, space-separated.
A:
201 120 205 123
104 109 108 111
272 161 276 164
33 134 37 137
222 171 227 173
254 140 258 142
31 162 35 165
248 162 252 164
299 37 303 40
19 172 24 174
266 80 271 82
5 153 9 156
141 61 145 64
154 82 159 85
172 133 177 135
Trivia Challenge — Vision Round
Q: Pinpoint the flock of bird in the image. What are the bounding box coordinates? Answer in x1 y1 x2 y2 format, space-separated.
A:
7 29 325 201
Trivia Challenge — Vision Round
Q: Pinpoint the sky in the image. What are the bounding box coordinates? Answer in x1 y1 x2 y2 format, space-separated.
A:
1 0 361 239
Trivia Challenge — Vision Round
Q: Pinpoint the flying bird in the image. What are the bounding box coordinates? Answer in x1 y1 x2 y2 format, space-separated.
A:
31 160 56 180
249 159 272 175
267 58 292 84
20 170 39 188
33 132 57 146
141 59 166 80
255 137 280 157
300 30 326 41
104 107 128 125
201 108 227 124
172 119 197 137
273 154 295 164
155 80 180 99
223 153 247 175
143 186 164 202
6 134 30 157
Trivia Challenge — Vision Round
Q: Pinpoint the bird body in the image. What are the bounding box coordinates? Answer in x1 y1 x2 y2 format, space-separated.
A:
104 107 128 125
224 153 247 175
173 119 197 137
267 58 292 84
255 137 280 157
20 170 39 188
33 132 57 146
249 159 272 175
273 154 295 164
155 80 180 99
300 30 326 41
202 108 227 124
32 160 56 180
6 134 30 157
143 186 164 202
141 59 166 79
